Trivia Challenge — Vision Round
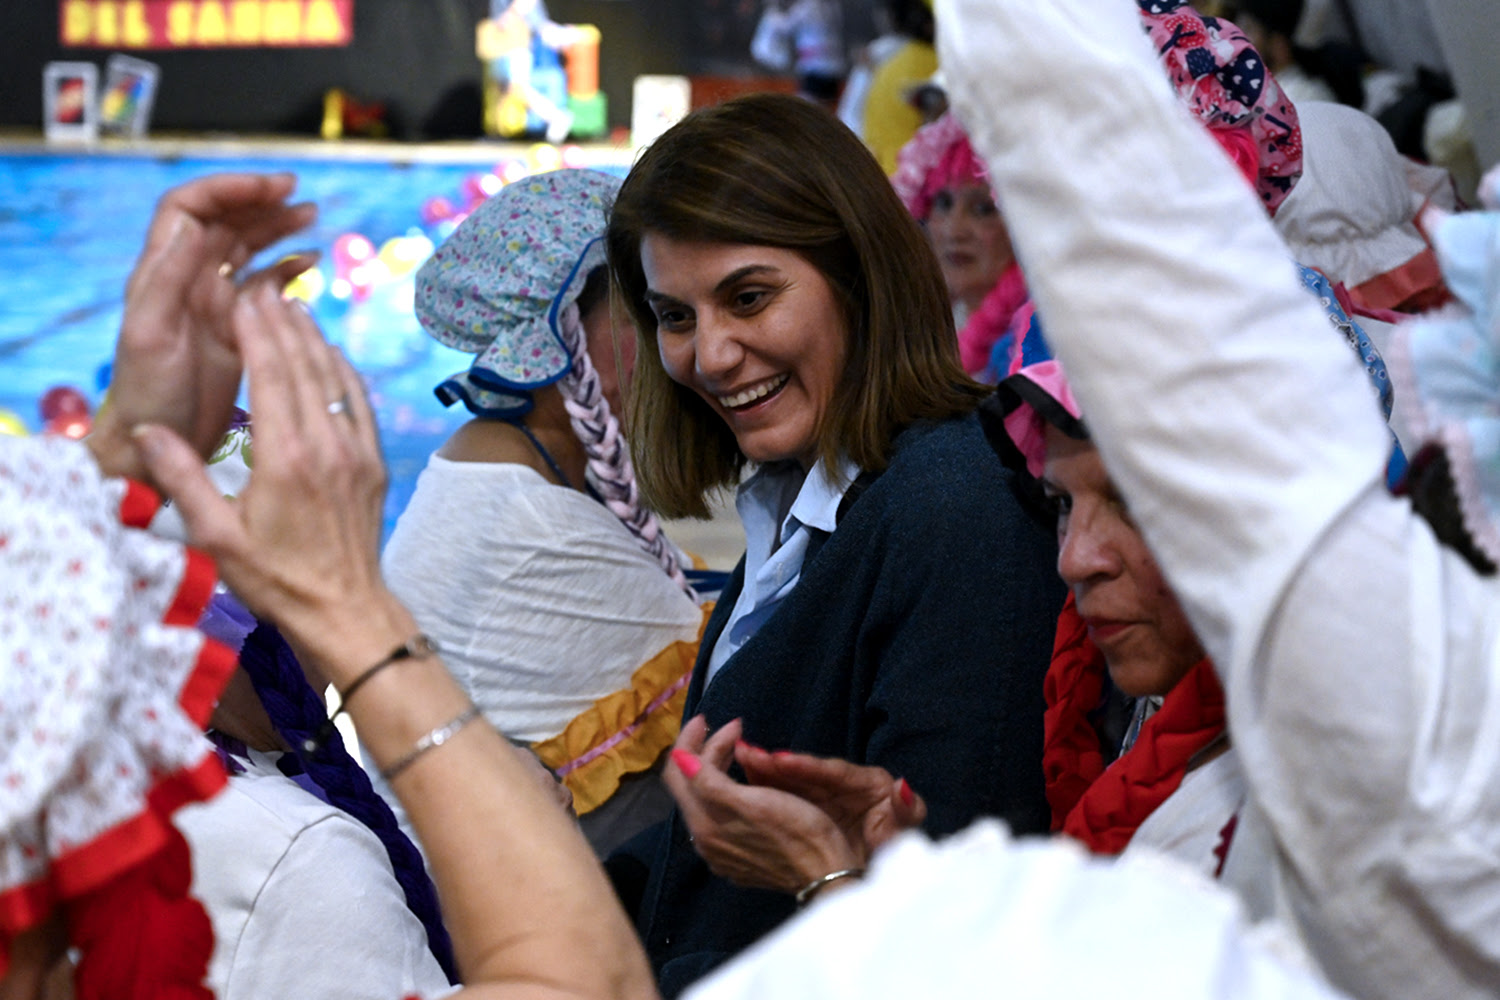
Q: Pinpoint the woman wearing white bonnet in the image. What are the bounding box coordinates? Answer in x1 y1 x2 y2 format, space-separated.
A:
1273 99 1457 330
374 169 708 856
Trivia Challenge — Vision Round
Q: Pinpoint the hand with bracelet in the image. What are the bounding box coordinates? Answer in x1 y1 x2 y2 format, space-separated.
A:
665 716 927 905
135 279 655 999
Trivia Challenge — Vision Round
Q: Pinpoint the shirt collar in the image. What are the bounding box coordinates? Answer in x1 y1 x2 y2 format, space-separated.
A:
786 455 861 537
736 454 862 543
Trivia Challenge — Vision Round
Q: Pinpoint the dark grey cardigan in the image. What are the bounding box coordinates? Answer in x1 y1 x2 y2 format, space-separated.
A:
616 412 1065 997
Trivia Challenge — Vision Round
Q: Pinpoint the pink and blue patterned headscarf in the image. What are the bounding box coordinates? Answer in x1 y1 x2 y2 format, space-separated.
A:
1138 0 1303 216
416 169 620 418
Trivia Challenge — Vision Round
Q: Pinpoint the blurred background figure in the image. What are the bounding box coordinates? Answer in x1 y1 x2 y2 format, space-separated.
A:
750 0 847 108
483 0 577 143
845 0 938 174
839 0 941 145
1231 0 1365 108
891 113 1026 381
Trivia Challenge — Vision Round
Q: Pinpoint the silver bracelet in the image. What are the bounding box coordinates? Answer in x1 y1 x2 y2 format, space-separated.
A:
794 867 865 907
380 705 481 781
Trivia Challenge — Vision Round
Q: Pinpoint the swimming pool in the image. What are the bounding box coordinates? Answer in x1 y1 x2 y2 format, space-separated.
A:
0 140 630 537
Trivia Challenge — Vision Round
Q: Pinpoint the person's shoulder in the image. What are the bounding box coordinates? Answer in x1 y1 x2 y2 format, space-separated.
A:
885 412 1005 483
438 419 555 474
177 762 360 870
850 412 1027 530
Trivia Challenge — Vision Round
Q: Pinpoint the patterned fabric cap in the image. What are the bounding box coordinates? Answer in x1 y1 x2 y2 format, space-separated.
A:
890 112 992 222
1138 0 1303 215
415 169 622 419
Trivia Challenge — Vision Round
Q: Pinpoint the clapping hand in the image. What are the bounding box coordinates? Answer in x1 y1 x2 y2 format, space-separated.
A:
88 173 317 490
665 715 926 896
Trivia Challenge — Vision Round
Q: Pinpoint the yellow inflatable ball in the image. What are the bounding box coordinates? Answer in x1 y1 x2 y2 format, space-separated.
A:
527 143 563 173
282 265 327 304
0 408 29 437
377 235 435 281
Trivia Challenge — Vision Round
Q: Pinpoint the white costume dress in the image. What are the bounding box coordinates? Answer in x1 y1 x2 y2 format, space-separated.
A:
939 1 1500 997
175 747 452 1000
686 822 1344 1000
374 457 705 850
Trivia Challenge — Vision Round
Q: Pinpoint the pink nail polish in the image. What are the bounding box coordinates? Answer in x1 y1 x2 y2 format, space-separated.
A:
670 749 702 778
898 778 915 809
736 739 764 755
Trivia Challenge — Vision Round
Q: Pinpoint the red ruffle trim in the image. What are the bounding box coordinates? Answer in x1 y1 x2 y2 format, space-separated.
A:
0 480 233 995
1349 247 1452 316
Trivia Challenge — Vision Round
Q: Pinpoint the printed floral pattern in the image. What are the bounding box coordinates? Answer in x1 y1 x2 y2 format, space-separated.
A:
414 170 621 418
0 436 233 938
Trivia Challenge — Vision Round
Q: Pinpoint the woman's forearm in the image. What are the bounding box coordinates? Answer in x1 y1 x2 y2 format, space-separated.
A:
291 594 658 1000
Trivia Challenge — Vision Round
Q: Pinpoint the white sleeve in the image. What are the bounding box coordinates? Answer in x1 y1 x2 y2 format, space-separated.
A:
935 2 1500 998
686 823 1346 1000
219 815 451 1000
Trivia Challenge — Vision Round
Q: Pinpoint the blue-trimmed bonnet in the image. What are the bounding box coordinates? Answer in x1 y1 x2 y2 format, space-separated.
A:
415 168 621 418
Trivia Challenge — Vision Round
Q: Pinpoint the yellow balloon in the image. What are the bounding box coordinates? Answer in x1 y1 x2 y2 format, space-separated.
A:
283 266 327 304
497 93 529 137
377 236 434 280
0 409 30 437
528 143 563 172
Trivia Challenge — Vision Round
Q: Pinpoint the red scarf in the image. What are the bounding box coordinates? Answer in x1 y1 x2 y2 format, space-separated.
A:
1043 594 1226 855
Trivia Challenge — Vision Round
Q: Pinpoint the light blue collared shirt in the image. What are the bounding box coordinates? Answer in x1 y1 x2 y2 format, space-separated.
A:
703 456 860 688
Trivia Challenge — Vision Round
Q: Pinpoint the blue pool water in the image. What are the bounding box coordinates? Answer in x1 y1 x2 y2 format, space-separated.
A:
0 145 625 536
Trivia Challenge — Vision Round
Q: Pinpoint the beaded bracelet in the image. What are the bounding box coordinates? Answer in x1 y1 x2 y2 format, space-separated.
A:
301 633 438 755
380 705 482 781
794 867 865 907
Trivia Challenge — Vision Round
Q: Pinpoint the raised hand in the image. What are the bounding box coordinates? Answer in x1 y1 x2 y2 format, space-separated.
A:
88 173 317 490
133 283 404 681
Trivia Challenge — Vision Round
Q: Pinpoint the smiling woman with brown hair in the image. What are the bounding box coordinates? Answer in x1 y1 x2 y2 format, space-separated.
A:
603 92 1065 996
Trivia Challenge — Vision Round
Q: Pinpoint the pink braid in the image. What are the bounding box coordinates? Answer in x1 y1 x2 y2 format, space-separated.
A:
555 302 696 598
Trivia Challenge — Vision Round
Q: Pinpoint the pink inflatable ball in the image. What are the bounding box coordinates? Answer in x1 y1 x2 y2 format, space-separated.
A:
44 411 91 440
39 384 90 422
497 159 529 185
420 196 457 226
460 172 504 208
330 231 369 268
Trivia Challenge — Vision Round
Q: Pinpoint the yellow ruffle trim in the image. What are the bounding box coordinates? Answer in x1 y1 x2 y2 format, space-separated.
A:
532 603 714 815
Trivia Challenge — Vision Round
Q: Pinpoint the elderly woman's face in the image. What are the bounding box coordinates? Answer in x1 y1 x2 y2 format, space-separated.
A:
926 182 1014 312
640 234 848 470
1042 427 1205 697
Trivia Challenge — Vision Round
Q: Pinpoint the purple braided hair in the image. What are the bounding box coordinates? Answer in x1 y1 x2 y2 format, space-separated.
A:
555 299 696 598
236 620 459 984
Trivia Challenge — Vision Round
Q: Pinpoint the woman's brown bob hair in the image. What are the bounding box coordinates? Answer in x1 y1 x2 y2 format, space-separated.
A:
608 93 986 519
